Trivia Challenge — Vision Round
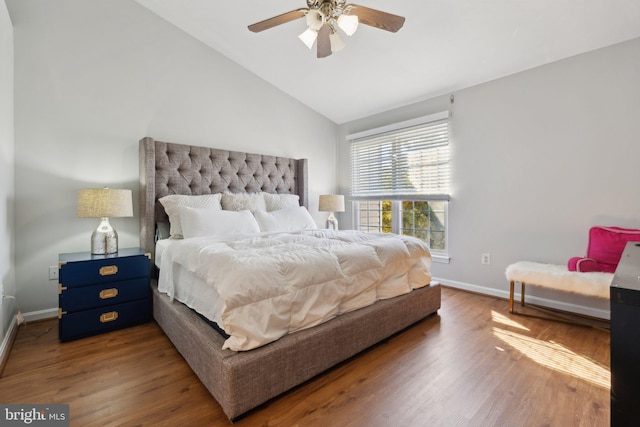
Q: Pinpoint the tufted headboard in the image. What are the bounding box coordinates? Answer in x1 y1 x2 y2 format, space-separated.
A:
139 137 308 258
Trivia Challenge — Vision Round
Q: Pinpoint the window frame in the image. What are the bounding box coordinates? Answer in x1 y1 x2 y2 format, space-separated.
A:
348 111 451 263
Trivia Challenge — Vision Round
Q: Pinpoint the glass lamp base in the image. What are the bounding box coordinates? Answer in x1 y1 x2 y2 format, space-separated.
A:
326 213 339 230
91 217 118 254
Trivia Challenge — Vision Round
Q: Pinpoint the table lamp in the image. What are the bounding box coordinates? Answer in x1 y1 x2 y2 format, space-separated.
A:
77 188 133 254
319 194 345 230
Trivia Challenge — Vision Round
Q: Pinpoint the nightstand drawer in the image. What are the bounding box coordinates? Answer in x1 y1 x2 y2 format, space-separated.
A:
59 299 151 342
59 254 149 287
59 277 150 312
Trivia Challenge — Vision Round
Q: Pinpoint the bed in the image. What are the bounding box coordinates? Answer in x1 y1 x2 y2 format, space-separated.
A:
139 137 441 420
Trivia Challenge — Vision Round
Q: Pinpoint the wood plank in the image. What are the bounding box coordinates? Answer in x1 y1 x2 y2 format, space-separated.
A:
0 287 609 426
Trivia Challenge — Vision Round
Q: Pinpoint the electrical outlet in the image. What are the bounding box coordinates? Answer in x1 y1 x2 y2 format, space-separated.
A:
481 253 491 265
49 266 59 281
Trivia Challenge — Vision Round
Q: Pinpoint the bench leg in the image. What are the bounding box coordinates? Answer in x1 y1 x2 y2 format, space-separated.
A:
509 281 526 314
509 281 515 313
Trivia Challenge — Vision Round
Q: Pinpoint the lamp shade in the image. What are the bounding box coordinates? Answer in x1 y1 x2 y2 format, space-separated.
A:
298 28 318 49
337 14 359 36
77 188 133 218
306 9 324 31
330 31 346 53
319 195 345 213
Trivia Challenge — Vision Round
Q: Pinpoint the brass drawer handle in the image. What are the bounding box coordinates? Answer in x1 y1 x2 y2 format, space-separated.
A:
100 311 119 323
99 265 118 276
99 288 119 299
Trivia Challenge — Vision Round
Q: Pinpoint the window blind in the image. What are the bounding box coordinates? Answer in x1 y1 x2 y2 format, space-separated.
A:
350 113 450 198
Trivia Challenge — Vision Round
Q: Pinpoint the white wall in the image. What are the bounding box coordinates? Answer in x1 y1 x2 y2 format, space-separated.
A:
0 0 15 343
7 0 337 315
339 37 640 317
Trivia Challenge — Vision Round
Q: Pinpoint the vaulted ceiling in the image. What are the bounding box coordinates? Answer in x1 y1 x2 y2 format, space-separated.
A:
135 0 640 124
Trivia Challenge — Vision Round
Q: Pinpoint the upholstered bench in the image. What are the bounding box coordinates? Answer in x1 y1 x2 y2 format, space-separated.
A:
505 261 612 318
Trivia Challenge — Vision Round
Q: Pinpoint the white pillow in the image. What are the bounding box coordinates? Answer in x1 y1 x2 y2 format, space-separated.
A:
221 192 267 212
253 206 318 232
263 193 300 211
159 194 222 238
179 207 260 239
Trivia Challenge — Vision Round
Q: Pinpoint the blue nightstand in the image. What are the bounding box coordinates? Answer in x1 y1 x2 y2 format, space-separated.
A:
58 247 151 342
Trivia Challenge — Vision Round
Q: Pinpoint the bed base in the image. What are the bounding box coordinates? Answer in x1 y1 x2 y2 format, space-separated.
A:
152 281 441 421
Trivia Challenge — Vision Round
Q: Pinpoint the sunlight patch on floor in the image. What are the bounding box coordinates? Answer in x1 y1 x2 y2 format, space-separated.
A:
493 327 610 389
491 310 530 331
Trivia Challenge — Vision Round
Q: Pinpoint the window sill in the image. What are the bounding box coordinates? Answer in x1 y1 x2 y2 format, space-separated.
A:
431 254 450 264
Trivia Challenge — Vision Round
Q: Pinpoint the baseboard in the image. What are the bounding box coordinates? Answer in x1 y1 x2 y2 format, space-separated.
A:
22 308 58 323
0 307 58 376
0 314 19 377
434 276 611 320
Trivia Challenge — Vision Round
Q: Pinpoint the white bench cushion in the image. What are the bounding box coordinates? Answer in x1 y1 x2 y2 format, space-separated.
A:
506 261 612 299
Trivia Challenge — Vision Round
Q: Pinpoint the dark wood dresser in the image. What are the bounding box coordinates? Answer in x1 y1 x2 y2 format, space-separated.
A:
611 241 640 426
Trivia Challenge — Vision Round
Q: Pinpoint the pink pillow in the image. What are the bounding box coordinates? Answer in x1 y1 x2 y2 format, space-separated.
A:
567 257 606 273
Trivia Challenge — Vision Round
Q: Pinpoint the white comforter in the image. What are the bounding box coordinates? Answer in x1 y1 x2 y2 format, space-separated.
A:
159 230 432 351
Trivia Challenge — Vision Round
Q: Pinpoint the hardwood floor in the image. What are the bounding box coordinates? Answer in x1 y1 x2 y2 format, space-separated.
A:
0 287 610 426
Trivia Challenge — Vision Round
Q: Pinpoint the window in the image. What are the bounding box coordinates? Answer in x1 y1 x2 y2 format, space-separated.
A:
400 200 446 250
355 199 448 255
349 112 450 260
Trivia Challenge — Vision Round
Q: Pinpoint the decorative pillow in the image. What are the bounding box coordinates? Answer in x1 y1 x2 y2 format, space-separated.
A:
263 193 300 211
179 207 260 239
253 206 318 232
159 194 222 238
221 192 267 212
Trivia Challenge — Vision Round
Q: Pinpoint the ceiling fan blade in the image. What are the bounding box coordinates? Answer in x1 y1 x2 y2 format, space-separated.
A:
248 8 308 33
317 24 332 58
347 4 405 33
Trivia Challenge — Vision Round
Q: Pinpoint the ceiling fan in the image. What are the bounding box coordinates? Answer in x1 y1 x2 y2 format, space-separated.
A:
248 0 405 58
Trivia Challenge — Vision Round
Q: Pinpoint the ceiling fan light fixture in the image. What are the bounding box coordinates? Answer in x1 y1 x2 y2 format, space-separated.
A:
298 28 318 49
249 1 405 58
337 14 359 36
306 9 324 31
330 30 346 52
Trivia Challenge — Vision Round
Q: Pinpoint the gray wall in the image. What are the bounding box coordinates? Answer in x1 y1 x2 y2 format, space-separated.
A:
0 1 15 345
7 0 337 317
339 37 640 318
